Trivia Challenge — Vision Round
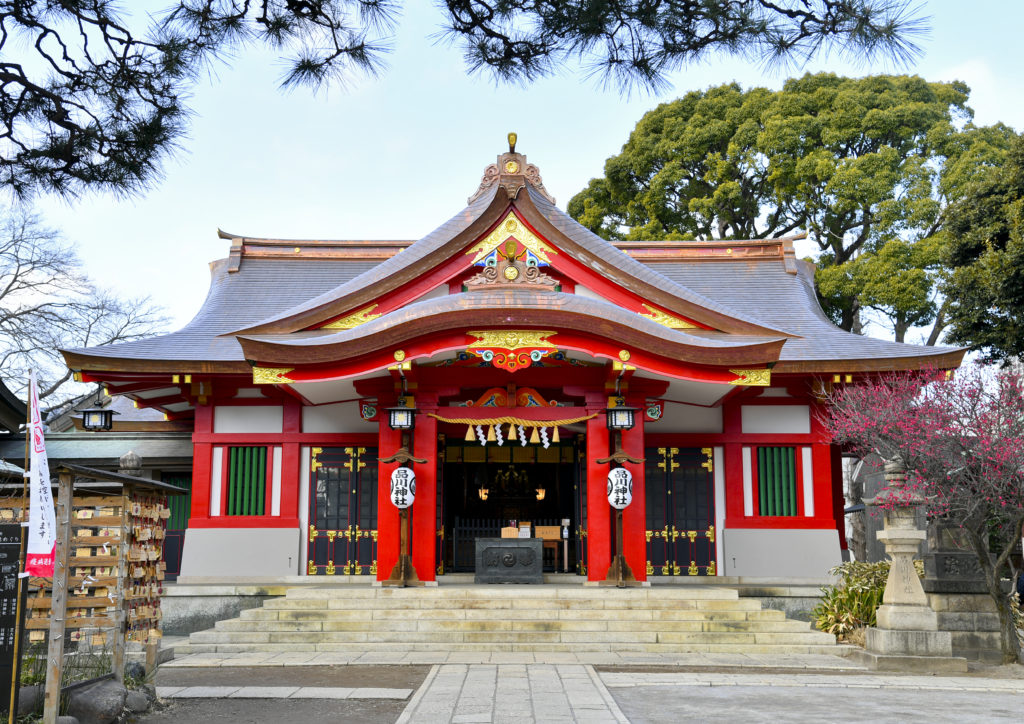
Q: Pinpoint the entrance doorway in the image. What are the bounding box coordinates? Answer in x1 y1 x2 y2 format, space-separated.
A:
307 446 379 576
442 439 582 573
644 447 717 576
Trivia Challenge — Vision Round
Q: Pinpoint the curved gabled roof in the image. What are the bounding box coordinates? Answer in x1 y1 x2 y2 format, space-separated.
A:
236 288 787 368
229 152 792 339
62 145 966 377
229 184 505 336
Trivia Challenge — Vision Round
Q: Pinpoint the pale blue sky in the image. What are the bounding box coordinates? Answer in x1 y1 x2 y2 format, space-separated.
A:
29 1 1024 339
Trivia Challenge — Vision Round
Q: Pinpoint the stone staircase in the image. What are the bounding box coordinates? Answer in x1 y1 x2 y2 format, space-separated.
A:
176 585 841 654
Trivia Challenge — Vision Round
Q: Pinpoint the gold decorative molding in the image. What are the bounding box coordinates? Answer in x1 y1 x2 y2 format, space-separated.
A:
468 330 556 351
465 211 556 265
252 366 294 384
393 349 406 362
729 368 771 386
618 349 631 362
323 304 382 330
639 304 697 330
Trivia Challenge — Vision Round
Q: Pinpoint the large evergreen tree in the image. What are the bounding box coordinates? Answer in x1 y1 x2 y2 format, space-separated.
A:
942 134 1024 363
1 1 925 198
568 74 1015 342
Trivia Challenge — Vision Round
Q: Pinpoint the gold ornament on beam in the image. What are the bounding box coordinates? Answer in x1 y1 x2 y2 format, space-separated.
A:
729 368 771 386
323 304 382 330
252 367 295 385
638 304 698 330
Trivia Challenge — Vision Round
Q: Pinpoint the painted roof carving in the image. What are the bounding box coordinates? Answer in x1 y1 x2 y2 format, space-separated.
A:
63 145 964 375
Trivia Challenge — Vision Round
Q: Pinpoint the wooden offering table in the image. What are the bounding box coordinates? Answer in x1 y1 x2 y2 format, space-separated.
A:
474 538 543 584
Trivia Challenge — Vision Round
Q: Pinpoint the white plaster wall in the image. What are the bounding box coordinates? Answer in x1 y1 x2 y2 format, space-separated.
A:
179 528 301 578
741 405 810 434
713 447 725 574
302 402 377 433
801 446 814 517
723 528 841 577
741 447 753 517
270 446 282 516
298 446 310 574
209 447 223 517
653 403 723 433
214 406 283 433
573 284 603 300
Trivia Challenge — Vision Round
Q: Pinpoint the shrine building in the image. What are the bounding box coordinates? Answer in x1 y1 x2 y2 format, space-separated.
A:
62 141 963 585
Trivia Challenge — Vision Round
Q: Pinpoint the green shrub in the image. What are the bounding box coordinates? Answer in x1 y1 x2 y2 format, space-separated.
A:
813 560 923 641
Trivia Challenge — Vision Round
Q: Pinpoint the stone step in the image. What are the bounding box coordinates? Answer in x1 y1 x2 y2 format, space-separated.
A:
191 627 831 645
173 641 844 655
260 597 763 611
211 618 811 634
238 606 787 622
214 618 813 634
180 583 836 656
282 585 741 601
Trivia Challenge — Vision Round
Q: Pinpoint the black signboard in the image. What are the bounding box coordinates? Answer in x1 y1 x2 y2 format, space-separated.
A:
0 524 27 718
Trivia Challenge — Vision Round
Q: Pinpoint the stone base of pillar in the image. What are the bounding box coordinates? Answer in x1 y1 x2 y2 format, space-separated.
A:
875 603 938 630
848 647 968 673
848 625 966 672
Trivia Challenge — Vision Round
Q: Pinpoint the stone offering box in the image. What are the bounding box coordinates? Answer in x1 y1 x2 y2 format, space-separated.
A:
474 538 543 584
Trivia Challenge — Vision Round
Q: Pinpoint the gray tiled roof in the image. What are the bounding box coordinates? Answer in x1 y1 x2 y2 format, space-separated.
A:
648 258 957 362
65 257 379 362
65 177 958 368
526 187 789 334
0 432 192 465
233 185 501 331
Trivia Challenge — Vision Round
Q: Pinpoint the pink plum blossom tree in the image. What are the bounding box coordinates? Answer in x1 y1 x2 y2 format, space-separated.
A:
824 367 1024 663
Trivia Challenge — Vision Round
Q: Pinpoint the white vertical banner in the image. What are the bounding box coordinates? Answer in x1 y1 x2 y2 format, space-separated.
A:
26 371 56 577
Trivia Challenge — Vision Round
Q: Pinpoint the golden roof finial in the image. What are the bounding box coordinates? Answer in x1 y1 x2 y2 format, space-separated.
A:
508 132 517 153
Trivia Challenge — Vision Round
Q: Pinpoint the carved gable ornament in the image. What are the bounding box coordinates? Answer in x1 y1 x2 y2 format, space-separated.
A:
466 212 557 267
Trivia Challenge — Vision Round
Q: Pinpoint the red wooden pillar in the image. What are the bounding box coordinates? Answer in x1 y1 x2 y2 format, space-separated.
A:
376 423 402 581
411 411 438 582
722 400 746 525
585 410 611 582
191 404 213 519
280 401 301 522
621 395 646 582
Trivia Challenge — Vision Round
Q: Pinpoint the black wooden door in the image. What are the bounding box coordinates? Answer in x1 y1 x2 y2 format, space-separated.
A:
574 434 588 576
644 447 716 576
307 447 378 575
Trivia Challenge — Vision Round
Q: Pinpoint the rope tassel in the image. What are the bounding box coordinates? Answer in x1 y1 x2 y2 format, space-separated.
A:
529 427 540 444
486 425 496 442
552 426 560 443
465 424 475 442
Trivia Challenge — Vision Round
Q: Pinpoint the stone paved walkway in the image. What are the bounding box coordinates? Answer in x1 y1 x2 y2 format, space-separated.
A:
396 664 628 724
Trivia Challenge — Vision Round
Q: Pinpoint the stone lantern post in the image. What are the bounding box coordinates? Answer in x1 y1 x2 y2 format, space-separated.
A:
852 459 966 672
